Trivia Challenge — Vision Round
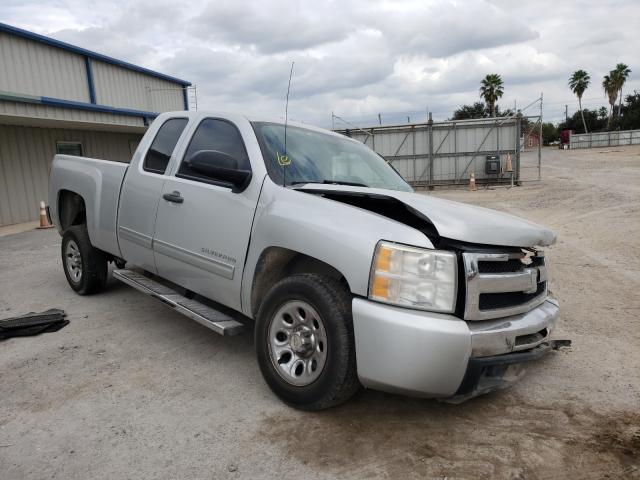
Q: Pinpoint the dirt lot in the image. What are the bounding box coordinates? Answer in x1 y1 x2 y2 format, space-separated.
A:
1 146 639 479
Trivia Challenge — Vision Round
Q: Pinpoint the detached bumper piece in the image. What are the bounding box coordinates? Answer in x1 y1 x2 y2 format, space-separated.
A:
446 339 572 404
0 308 68 340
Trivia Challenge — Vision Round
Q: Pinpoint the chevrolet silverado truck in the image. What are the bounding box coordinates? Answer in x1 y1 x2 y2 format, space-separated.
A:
48 111 561 410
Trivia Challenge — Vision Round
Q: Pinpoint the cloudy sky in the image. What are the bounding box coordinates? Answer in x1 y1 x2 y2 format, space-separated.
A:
3 0 638 127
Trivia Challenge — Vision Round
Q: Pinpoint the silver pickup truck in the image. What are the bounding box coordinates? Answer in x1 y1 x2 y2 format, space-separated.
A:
49 111 560 410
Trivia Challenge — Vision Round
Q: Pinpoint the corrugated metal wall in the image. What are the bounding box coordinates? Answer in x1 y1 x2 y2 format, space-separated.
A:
0 27 189 227
0 125 142 226
0 100 146 129
92 60 185 113
570 129 640 149
340 117 519 185
0 31 90 102
0 30 185 115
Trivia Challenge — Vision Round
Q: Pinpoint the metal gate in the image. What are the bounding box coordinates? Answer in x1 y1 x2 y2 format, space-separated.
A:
334 112 542 186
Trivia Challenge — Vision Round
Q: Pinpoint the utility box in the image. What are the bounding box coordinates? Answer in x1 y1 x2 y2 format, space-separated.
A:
560 129 574 148
485 155 501 175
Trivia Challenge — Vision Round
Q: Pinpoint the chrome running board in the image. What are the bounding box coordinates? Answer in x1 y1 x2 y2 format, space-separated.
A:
113 269 244 336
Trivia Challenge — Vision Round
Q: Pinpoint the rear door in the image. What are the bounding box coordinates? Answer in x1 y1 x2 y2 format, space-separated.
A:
117 117 189 273
153 117 262 311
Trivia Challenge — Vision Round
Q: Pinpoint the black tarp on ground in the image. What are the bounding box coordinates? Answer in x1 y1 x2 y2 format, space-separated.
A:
0 308 68 340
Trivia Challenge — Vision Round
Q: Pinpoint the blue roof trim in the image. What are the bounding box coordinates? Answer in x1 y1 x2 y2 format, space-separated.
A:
0 22 191 87
41 96 159 118
84 57 97 104
182 87 189 111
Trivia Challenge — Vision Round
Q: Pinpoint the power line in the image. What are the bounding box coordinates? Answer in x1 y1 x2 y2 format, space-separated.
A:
543 96 608 105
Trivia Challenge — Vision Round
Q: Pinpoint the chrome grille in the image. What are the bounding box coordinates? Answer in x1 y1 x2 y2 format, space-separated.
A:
462 250 547 320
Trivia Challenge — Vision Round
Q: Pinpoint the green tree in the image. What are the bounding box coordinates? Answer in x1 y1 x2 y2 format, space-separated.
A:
479 74 504 117
451 102 487 119
558 108 608 133
598 106 608 121
613 63 631 120
620 90 640 130
451 102 512 120
602 73 619 130
568 70 590 133
541 123 559 145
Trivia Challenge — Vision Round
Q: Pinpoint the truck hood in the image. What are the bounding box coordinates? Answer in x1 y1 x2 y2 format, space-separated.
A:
296 184 556 248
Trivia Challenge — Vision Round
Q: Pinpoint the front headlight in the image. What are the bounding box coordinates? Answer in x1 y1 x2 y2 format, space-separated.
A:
369 241 457 313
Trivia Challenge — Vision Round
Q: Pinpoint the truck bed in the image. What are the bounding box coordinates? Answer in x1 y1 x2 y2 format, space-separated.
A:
48 154 129 257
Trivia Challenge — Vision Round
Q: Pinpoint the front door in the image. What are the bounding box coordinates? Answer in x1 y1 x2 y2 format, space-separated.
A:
153 118 260 311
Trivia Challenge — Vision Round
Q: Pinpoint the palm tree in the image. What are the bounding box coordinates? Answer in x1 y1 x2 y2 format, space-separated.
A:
479 74 504 117
613 63 631 120
602 73 618 130
568 70 590 133
598 106 608 121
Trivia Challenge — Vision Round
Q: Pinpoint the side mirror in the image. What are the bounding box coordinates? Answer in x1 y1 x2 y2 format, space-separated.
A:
185 150 252 191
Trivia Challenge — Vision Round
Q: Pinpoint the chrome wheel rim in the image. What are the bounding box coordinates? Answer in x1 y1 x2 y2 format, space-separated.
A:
65 240 83 283
268 300 328 386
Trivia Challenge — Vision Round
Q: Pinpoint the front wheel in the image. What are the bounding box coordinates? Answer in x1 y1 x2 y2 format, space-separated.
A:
255 274 360 410
61 225 108 295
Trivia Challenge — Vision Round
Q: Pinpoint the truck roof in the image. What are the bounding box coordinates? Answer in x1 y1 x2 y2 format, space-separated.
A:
155 110 348 140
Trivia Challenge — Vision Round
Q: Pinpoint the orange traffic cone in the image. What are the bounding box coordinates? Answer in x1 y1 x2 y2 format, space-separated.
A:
505 153 513 172
469 172 477 191
37 201 53 229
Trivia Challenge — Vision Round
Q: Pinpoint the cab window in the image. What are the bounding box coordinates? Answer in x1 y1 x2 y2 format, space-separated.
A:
143 118 188 174
178 119 250 183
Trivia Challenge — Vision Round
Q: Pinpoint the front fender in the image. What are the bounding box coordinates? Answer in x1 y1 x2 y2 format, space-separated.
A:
240 179 434 317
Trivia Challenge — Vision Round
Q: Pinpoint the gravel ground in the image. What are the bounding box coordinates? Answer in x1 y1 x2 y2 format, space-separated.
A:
1 146 639 479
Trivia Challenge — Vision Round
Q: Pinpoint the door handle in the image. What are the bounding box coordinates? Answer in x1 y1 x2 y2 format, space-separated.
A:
163 191 184 204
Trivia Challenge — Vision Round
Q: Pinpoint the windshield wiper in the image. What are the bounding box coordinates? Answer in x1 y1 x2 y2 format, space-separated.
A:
290 180 368 187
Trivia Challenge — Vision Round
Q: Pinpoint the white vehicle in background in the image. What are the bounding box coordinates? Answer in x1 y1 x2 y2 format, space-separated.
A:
48 111 561 410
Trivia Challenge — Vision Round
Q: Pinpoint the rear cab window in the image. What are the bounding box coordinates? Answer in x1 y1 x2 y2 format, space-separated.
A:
143 118 188 174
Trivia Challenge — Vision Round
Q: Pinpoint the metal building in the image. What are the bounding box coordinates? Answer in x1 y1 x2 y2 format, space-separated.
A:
0 22 191 226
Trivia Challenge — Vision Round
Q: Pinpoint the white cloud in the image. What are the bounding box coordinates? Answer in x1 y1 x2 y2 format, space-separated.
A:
365 0 539 58
2 0 638 125
191 0 354 54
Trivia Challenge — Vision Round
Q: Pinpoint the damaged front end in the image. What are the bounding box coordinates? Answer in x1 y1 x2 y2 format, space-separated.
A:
294 184 556 249
297 185 570 402
446 338 572 404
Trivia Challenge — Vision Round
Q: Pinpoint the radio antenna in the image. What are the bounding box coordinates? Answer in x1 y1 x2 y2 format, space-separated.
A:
283 61 294 187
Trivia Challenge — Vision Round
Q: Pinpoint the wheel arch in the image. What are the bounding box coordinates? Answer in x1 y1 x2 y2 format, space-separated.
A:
250 247 352 317
58 189 87 231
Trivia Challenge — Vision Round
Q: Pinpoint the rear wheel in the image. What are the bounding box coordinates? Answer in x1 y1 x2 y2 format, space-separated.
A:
255 274 360 410
61 225 108 295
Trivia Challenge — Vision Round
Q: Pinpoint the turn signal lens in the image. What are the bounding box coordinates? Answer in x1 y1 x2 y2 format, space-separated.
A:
371 275 390 298
369 241 457 313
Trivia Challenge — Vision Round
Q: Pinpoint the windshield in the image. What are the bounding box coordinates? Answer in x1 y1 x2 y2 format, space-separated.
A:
251 122 412 192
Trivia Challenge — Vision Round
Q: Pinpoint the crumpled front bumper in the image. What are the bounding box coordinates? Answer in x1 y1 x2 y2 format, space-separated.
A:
352 297 560 399
447 338 569 404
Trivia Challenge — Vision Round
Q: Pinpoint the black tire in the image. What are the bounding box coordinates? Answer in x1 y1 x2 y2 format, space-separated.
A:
255 274 360 410
61 225 108 295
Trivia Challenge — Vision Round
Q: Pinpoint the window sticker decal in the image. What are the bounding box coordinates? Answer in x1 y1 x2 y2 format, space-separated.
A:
276 152 291 166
